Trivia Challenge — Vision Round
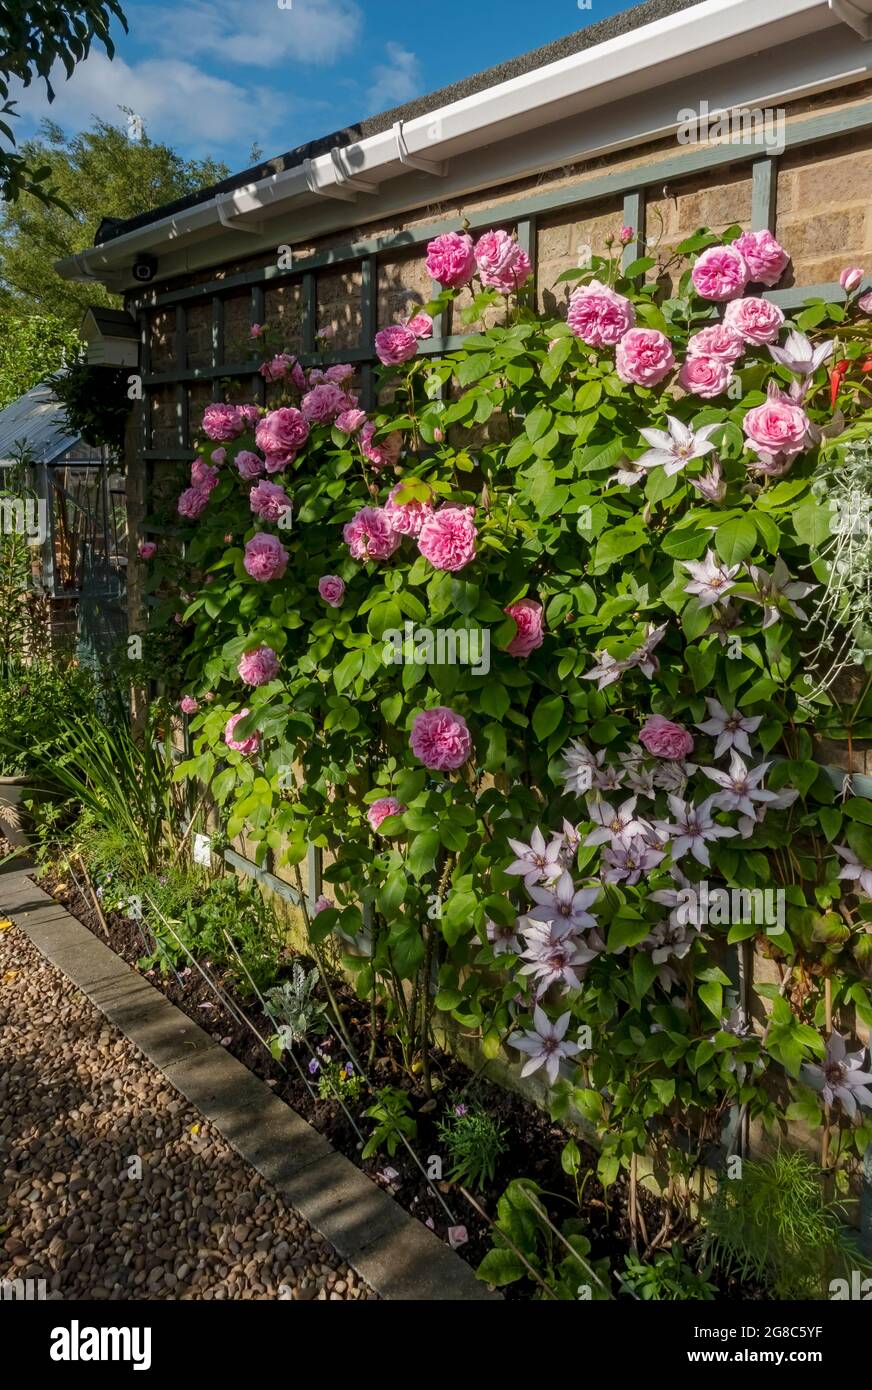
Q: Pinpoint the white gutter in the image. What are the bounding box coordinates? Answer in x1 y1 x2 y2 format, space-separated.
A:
56 0 870 289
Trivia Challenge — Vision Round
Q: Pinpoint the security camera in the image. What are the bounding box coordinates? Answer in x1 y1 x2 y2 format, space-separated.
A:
132 254 158 283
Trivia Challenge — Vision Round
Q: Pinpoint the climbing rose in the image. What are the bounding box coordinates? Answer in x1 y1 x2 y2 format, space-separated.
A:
249 479 290 522
191 458 219 491
243 532 289 581
639 715 694 759
505 599 544 657
318 575 346 607
313 894 333 914
324 363 355 383
210 448 226 464
301 383 349 422
690 244 748 301
177 486 210 519
723 296 785 345
619 225 634 245
360 421 402 470
202 403 244 441
840 266 864 292
615 328 675 386
336 408 368 435
417 506 477 572
678 354 732 398
238 646 280 686
224 710 260 755
255 408 309 464
236 450 263 480
179 695 199 714
474 229 531 291
734 229 789 287
137 541 157 560
686 324 744 362
367 796 406 832
410 706 472 770
425 231 476 287
260 353 295 383
237 405 261 430
343 507 401 561
385 483 433 536
567 280 635 346
375 324 418 365
743 393 809 458
407 313 433 339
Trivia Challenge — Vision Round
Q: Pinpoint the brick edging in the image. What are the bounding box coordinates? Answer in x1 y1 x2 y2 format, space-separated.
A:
0 866 498 1302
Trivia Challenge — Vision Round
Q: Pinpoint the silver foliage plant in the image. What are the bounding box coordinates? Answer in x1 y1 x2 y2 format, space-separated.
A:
805 438 872 700
265 961 328 1054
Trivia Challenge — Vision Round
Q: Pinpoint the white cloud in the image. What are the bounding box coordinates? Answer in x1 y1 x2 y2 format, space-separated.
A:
368 42 421 112
137 0 363 69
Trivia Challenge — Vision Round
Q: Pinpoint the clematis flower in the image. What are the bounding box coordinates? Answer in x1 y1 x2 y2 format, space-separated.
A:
524 871 599 932
689 454 726 503
602 834 665 884
505 827 564 887
682 550 740 608
801 1031 872 1119
486 918 522 956
626 624 667 678
835 844 872 899
695 699 762 758
584 795 650 849
555 819 581 868
768 329 833 378
517 919 598 997
655 795 738 866
636 415 719 476
701 750 777 818
509 1006 581 1085
582 649 625 690
737 787 799 838
744 557 816 630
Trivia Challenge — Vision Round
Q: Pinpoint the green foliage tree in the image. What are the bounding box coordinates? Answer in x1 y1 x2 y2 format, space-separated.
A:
0 312 79 409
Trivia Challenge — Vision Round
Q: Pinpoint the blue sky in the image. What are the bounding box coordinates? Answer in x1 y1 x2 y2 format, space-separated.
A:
13 0 634 172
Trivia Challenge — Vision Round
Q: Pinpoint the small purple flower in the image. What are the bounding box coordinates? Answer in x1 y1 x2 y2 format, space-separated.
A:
584 795 650 850
601 834 665 885
801 1031 872 1119
308 1057 321 1075
655 795 738 867
695 699 762 758
454 1103 468 1117
525 870 599 932
505 827 563 887
701 751 777 818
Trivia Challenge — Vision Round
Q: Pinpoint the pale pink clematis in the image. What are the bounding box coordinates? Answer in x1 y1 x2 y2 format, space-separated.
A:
524 871 599 932
584 795 650 849
636 415 719 476
744 557 816 630
701 750 777 818
801 1031 872 1119
505 827 564 887
834 844 872 899
655 795 738 866
695 699 762 758
682 550 740 608
517 919 598 997
509 1006 581 1084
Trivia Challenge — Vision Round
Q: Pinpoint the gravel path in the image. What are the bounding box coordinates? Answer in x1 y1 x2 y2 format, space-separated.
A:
0 919 374 1301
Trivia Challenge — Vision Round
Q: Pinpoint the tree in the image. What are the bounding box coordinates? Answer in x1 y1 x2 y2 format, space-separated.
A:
0 313 79 409
0 1 127 204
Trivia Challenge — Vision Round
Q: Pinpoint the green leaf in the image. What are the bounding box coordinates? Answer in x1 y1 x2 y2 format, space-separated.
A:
476 1248 525 1286
408 831 440 879
532 694 564 740
715 515 756 566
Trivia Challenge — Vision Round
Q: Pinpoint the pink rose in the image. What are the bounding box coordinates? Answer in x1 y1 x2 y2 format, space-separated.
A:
243 532 289 581
360 421 402 470
317 323 336 341
318 575 346 607
324 363 355 384
690 244 748 301
238 646 280 686
677 354 732 398
425 231 476 288
313 894 333 914
202 403 244 441
385 482 433 537
236 450 264 480
343 507 401 562
255 408 309 466
743 392 809 459
407 313 433 339
225 710 260 755
335 409 368 435
211 448 227 464
179 695 199 715
686 324 744 362
301 383 349 422
840 266 864 292
723 296 785 345
177 486 210 519
375 324 418 366
191 458 219 492
250 323 264 339
260 353 295 383
567 280 635 346
505 598 544 658
638 715 694 760
619 225 634 245
410 706 473 771
615 328 675 387
237 405 261 431
249 479 290 522
734 230 789 288
137 541 157 560
474 230 531 292
367 796 406 833
860 292 872 315
417 506 477 572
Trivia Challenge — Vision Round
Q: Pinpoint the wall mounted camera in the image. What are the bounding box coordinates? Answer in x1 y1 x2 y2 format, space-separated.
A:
131 254 158 283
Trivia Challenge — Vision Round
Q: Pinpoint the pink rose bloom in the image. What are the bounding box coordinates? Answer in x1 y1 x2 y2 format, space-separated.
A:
191 458 219 492
417 506 477 572
639 715 694 760
260 353 295 383
690 244 748 301
859 292 872 314
375 324 418 366
224 710 260 755
335 409 368 435
179 695 199 715
385 482 433 537
301 383 349 423
250 323 264 339
619 225 634 245
474 229 532 292
236 450 264 480
615 328 675 387
505 598 544 658
360 421 402 470
840 266 864 292
137 541 157 560
318 575 346 607
734 230 789 287
243 532 289 581
211 447 227 464
410 706 472 771
202 403 244 441
678 354 732 398
317 323 336 341
238 405 261 431
567 280 635 346
313 894 333 914
343 507 401 562
407 313 433 339
255 408 309 465
177 486 210 519
426 231 476 288
743 393 809 459
367 796 406 833
324 363 355 384
686 323 744 362
249 479 290 522
238 645 280 686
723 296 785 345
